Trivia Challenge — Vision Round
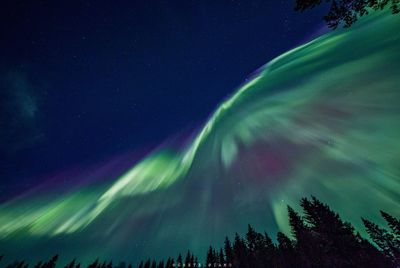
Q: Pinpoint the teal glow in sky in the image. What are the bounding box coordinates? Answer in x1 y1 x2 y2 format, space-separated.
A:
0 10 400 266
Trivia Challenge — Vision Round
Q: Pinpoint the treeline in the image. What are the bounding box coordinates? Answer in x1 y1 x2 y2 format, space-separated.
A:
1 197 399 267
294 0 400 29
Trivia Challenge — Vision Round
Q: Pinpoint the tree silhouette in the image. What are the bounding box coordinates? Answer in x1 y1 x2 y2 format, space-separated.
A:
245 224 276 267
363 214 400 266
143 259 151 268
224 236 234 264
206 246 216 266
232 232 248 267
276 231 296 268
176 254 182 267
217 248 224 264
300 196 387 267
164 257 174 268
287 205 307 241
115 261 126 268
5 260 28 268
156 261 163 268
88 259 99 268
184 250 193 267
294 0 400 28
3 196 400 268
64 259 80 268
37 255 59 268
381 210 400 236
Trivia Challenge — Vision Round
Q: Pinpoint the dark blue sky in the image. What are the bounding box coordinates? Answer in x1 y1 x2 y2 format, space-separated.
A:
0 1 326 198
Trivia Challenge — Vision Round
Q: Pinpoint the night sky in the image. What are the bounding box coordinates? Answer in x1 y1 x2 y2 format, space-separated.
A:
1 1 326 199
1 2 400 264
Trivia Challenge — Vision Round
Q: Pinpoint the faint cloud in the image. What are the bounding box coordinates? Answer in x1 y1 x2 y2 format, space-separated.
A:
0 71 44 155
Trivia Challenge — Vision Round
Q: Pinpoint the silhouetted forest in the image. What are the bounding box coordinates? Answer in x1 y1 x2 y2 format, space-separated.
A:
1 197 399 267
294 0 400 28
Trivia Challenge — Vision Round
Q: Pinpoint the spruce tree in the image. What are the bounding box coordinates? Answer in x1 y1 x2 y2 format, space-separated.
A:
246 224 258 252
34 261 43 268
363 217 400 265
381 211 400 236
189 254 194 266
224 237 234 264
206 246 215 266
156 260 164 268
287 206 307 241
64 259 76 268
277 230 296 267
88 259 99 268
164 258 173 268
176 254 182 267
294 0 400 28
300 196 386 267
143 259 151 268
184 250 191 267
262 232 276 266
233 232 248 268
218 248 225 264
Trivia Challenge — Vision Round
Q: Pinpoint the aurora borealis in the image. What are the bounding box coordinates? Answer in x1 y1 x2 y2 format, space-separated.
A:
1 6 400 266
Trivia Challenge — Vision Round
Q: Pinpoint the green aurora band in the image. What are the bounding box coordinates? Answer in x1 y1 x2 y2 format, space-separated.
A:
0 11 399 265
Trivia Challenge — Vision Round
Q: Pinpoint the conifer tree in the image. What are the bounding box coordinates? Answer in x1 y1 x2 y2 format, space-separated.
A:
88 259 99 268
5 260 27 268
206 246 215 266
223 237 234 264
277 230 296 267
294 0 400 28
156 260 164 268
116 261 126 268
301 196 389 267
381 211 400 236
44 255 58 268
363 217 400 265
287 206 307 240
184 250 191 267
164 258 173 268
246 224 258 252
176 254 182 267
277 232 292 251
3 197 399 268
144 259 152 268
233 232 248 267
218 248 224 264
64 259 76 268
189 254 194 266
261 232 276 267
